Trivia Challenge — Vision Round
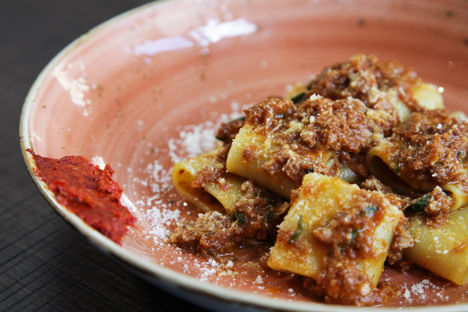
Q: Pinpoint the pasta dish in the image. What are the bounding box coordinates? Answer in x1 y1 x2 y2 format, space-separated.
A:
169 54 467 305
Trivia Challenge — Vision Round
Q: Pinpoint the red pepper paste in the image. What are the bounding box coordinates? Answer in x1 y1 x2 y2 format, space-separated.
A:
29 150 135 244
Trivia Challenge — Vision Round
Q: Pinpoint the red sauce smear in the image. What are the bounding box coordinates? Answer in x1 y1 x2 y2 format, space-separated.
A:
29 150 135 244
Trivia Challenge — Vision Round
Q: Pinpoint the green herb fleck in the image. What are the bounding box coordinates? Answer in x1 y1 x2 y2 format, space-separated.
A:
215 135 225 141
406 194 430 214
395 163 402 174
291 92 306 104
232 116 246 122
232 212 246 225
350 229 359 243
267 209 274 223
362 205 379 217
237 214 246 225
459 150 466 161
306 168 314 174
289 215 303 243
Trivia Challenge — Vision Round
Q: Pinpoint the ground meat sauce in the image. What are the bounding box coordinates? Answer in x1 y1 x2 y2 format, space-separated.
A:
170 149 288 253
312 191 387 259
303 260 395 306
360 176 410 210
169 55 468 306
245 96 374 153
387 217 415 268
306 54 425 132
389 109 468 190
191 166 225 190
242 96 381 187
423 186 453 227
216 118 245 144
230 181 288 238
308 191 391 305
29 151 135 244
404 186 454 227
169 211 242 254
296 97 372 153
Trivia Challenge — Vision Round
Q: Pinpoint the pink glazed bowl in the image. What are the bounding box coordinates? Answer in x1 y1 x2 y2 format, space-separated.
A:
20 0 468 311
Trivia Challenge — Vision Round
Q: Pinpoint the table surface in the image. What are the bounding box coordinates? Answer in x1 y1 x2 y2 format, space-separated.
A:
0 1 206 311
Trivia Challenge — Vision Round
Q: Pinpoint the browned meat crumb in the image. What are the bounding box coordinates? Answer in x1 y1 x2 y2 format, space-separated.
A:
261 147 335 185
245 96 374 153
296 98 371 153
387 216 415 267
216 144 231 165
361 176 394 193
245 96 295 130
216 118 245 143
170 180 288 253
231 180 289 240
306 54 425 132
319 258 389 305
360 176 410 210
243 96 380 186
303 190 396 305
191 167 224 189
404 186 454 227
168 211 242 254
390 109 468 190
303 264 393 306
424 186 453 227
312 191 386 259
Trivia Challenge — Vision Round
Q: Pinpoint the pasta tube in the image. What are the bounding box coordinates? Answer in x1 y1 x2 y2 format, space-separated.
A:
405 206 468 285
268 173 402 299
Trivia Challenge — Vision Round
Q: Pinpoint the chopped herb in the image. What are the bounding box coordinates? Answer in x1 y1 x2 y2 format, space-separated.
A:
167 199 176 206
362 205 379 217
237 213 246 225
267 209 274 223
406 194 430 214
306 168 314 174
215 135 225 141
291 92 306 104
395 163 402 174
232 212 238 222
232 212 246 225
231 116 245 122
350 229 359 243
459 150 466 161
289 215 303 243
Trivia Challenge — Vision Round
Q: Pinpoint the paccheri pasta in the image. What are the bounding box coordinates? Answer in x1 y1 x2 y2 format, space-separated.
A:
169 54 468 305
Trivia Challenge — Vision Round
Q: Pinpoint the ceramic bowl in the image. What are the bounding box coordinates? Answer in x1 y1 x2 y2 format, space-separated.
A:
20 0 468 311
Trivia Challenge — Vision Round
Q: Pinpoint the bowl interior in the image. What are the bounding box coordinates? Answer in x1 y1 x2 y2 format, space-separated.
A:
22 0 468 310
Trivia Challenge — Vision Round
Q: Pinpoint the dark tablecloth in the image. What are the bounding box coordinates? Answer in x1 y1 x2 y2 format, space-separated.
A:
0 1 205 311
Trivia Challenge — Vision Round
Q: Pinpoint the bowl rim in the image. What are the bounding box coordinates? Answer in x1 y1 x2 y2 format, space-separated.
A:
19 0 468 311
